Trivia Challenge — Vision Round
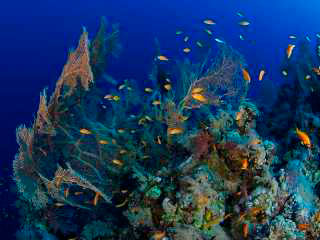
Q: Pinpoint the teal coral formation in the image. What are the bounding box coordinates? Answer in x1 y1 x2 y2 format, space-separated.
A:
13 18 320 240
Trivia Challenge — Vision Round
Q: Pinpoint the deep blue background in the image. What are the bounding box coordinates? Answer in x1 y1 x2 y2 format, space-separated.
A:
1 0 319 237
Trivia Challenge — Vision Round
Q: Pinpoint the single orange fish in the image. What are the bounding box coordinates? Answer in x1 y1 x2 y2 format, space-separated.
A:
241 159 249 170
243 223 249 238
287 44 295 59
80 128 92 135
297 223 310 231
242 69 251 82
164 83 172 90
112 159 124 166
167 127 184 135
203 19 216 25
74 192 83 196
191 87 204 94
183 47 191 53
99 140 109 145
191 93 208 103
258 69 266 81
296 128 311 148
157 55 169 61
64 188 69 198
93 192 101 206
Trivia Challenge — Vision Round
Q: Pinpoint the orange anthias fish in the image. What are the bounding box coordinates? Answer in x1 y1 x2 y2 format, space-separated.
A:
287 44 295 59
80 128 92 135
258 69 266 81
167 127 184 135
203 19 216 25
243 223 249 238
192 93 208 103
242 68 251 82
157 55 169 61
93 192 101 206
296 128 311 148
241 159 249 170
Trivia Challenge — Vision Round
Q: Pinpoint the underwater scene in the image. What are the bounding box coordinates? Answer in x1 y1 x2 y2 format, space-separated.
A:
4 0 320 239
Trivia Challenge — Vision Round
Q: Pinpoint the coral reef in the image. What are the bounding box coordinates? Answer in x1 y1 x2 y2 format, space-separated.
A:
13 19 320 240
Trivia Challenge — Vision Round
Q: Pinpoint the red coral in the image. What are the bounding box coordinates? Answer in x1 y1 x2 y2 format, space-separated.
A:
192 130 214 160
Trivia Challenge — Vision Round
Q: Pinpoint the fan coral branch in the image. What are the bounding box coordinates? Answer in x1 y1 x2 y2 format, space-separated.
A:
180 45 248 109
52 28 94 99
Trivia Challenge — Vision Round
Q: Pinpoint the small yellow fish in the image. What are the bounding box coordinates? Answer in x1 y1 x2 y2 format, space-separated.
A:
191 87 204 94
99 140 109 145
167 127 184 135
239 20 250 26
144 115 153 121
179 115 189 121
183 47 191 53
104 94 113 100
203 19 216 25
152 100 161 105
287 44 295 59
144 87 153 93
54 203 65 207
113 95 120 101
259 69 266 81
119 149 127 154
250 139 261 145
192 93 208 103
157 55 169 61
80 128 92 135
156 135 162 144
296 128 311 148
242 68 251 82
164 83 172 90
112 159 124 166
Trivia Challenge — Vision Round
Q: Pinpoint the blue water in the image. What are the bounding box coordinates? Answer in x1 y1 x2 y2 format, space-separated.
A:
1 0 320 238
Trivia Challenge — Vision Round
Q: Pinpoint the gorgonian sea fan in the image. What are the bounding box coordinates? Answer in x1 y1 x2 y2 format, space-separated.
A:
180 44 248 109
